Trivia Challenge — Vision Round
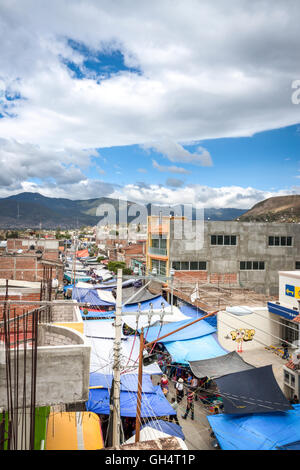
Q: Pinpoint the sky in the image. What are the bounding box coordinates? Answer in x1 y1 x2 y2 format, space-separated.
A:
1 0 300 209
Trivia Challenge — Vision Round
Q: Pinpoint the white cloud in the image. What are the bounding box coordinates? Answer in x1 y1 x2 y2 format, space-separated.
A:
0 0 300 153
144 140 213 166
152 159 191 174
111 183 297 210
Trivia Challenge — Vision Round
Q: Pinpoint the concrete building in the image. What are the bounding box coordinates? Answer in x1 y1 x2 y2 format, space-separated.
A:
0 297 91 449
146 217 300 295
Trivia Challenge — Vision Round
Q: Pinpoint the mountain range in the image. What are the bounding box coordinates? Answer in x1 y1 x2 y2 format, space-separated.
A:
0 192 247 229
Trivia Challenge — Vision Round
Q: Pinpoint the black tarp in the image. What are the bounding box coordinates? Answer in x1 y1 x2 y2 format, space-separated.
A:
189 351 254 379
119 286 161 305
214 365 293 415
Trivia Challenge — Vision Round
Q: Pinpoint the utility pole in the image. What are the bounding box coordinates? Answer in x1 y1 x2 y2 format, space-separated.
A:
112 268 123 449
135 327 144 443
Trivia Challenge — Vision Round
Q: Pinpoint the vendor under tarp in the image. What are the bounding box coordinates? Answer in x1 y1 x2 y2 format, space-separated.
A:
207 404 300 450
189 351 254 380
86 385 176 418
214 364 293 415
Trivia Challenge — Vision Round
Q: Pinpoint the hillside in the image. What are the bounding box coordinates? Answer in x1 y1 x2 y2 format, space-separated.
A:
0 192 246 229
237 195 300 222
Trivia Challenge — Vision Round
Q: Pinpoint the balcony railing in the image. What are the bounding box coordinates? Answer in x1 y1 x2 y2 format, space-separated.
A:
148 246 167 256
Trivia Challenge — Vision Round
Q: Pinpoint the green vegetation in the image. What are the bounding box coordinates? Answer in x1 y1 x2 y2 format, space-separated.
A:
107 261 132 275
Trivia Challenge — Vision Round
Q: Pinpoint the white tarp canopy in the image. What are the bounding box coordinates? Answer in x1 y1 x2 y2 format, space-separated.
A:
94 269 113 281
122 305 190 330
84 320 125 339
88 335 161 376
124 426 188 450
96 289 116 304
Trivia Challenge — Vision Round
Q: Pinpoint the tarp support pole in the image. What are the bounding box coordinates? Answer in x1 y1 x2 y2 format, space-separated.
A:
135 327 144 443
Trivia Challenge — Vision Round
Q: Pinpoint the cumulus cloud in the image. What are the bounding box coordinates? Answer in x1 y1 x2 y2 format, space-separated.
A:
110 183 297 210
165 178 184 188
152 159 191 174
0 0 300 152
143 140 213 166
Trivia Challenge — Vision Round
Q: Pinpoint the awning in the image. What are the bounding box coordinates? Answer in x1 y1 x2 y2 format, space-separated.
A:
125 425 188 449
141 420 185 441
121 286 161 305
164 333 228 365
88 335 162 376
89 372 156 393
207 404 300 450
84 319 125 339
86 385 176 418
268 301 299 321
143 318 216 344
189 351 254 379
76 249 89 258
72 287 115 306
45 412 103 450
214 365 293 414
80 308 115 319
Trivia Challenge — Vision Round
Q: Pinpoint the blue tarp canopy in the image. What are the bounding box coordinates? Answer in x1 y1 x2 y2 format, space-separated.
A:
207 404 300 450
142 318 216 343
72 287 115 306
122 295 170 312
80 308 115 319
164 333 227 365
140 420 185 441
179 303 217 328
86 385 176 418
89 372 155 393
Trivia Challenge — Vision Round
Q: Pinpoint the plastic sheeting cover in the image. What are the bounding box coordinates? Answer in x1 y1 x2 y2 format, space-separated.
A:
142 318 216 344
89 372 155 393
86 385 176 418
164 333 228 365
214 365 293 415
189 351 254 379
207 404 300 450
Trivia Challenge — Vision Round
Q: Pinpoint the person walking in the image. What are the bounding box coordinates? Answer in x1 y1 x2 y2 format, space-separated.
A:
169 397 180 425
182 390 195 420
175 377 184 403
190 375 198 401
282 341 289 360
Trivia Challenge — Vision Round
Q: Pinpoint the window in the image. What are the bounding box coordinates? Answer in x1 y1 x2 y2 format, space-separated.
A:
210 235 237 246
151 259 166 275
240 261 265 270
181 261 189 270
268 236 293 247
172 261 181 270
296 261 300 270
172 261 207 271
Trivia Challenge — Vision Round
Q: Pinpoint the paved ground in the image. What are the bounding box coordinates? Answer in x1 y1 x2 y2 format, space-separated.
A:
153 346 289 450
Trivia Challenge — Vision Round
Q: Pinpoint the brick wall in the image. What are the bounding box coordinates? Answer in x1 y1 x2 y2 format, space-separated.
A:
174 270 238 285
0 255 63 282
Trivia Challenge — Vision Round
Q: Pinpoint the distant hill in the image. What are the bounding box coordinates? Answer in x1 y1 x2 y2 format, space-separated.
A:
237 195 300 222
0 192 246 229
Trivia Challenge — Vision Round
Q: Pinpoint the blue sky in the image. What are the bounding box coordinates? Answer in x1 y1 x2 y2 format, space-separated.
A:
1 1 300 209
88 124 300 192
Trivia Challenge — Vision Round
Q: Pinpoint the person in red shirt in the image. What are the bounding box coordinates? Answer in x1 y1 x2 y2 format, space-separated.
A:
182 390 195 420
